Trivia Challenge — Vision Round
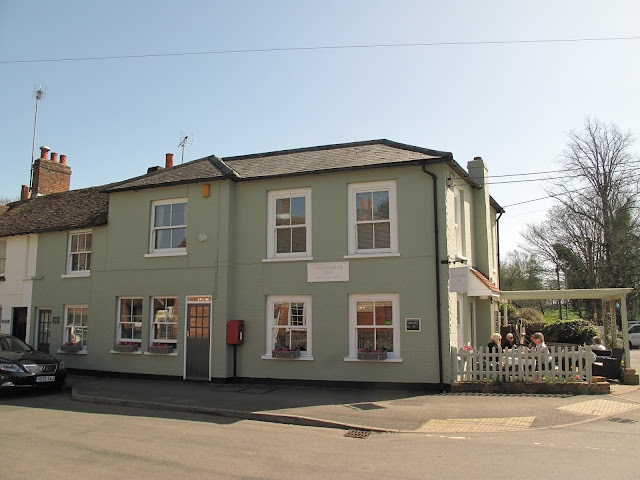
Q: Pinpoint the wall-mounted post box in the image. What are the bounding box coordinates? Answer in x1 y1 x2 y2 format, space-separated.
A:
227 320 244 345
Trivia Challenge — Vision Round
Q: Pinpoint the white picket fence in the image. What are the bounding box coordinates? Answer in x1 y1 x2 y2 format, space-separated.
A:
451 345 593 384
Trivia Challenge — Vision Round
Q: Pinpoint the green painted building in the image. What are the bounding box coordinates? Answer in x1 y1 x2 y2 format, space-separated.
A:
1 140 503 389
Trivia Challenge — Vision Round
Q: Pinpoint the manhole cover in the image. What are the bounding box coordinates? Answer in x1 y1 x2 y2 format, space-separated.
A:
608 417 637 424
344 429 372 439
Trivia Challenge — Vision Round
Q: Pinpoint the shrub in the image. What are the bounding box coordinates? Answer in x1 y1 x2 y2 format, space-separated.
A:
542 320 598 345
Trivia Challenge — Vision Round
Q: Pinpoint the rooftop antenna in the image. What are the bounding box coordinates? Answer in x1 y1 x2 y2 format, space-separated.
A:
178 131 193 164
30 84 46 192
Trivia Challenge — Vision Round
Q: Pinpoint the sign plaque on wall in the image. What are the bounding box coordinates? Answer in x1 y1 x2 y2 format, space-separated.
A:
307 262 349 283
52 316 60 324
405 318 421 332
449 266 469 292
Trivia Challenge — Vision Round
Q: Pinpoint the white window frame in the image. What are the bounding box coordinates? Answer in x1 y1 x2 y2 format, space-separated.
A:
148 198 188 256
346 294 401 361
151 296 179 344
346 180 398 257
0 239 6 278
262 295 313 359
265 188 312 261
116 297 143 345
63 305 88 351
65 230 92 276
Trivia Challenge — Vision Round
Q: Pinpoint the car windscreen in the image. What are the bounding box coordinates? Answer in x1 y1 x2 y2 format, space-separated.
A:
0 337 33 352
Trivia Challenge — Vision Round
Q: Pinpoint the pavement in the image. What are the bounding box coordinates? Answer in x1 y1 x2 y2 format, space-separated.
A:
67 374 640 434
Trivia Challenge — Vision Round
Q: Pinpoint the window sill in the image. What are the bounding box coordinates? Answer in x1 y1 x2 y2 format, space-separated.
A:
57 349 88 355
343 356 403 363
144 251 187 258
110 350 142 355
143 351 179 356
262 257 313 263
344 253 400 259
61 272 91 279
261 354 314 361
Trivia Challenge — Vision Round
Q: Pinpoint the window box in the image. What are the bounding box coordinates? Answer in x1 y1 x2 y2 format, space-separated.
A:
61 343 82 353
113 343 139 353
148 344 175 354
358 350 387 361
272 348 301 359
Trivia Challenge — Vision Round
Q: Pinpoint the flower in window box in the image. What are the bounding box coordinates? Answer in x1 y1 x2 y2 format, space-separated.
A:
114 342 140 353
357 348 387 360
271 347 301 359
61 341 82 353
148 342 175 354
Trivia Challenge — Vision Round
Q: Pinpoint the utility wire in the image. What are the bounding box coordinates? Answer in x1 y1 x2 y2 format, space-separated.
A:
2 35 640 64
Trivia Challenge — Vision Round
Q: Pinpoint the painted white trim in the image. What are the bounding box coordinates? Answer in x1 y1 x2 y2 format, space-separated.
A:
61 272 91 279
347 293 400 359
66 230 93 275
343 253 400 259
149 198 188 255
62 305 89 351
150 296 179 345
261 355 314 361
116 297 143 345
144 351 179 357
343 357 403 363
347 180 398 255
110 350 143 355
144 252 188 258
262 257 313 263
266 188 312 260
57 349 87 355
265 295 313 358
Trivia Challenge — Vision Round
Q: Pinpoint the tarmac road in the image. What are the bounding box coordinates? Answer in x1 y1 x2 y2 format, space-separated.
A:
1 386 640 479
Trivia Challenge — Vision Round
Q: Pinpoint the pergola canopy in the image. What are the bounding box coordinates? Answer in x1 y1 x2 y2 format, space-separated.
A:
500 287 634 365
501 288 633 301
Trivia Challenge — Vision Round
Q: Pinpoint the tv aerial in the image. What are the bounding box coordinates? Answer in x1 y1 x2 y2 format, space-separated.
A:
178 131 193 164
30 84 47 192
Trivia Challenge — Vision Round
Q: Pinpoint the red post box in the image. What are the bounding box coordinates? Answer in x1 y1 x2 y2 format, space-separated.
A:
227 320 244 345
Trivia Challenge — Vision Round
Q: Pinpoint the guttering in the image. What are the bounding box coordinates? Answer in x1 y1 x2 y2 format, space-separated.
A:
421 162 445 391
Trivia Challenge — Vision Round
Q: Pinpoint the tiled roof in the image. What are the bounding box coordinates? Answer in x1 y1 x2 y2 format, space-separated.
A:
107 156 226 192
471 268 501 293
106 139 455 192
0 187 109 238
224 140 447 178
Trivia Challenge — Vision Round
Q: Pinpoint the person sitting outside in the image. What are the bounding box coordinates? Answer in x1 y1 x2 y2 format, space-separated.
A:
487 333 502 369
530 332 552 375
591 336 607 351
503 333 517 350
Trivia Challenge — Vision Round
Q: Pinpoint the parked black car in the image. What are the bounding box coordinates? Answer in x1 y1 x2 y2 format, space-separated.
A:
0 334 67 389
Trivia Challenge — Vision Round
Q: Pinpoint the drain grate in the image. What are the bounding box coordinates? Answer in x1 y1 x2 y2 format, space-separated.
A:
344 429 372 439
608 417 637 424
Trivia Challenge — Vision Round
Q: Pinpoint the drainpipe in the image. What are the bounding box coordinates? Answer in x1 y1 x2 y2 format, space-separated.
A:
421 163 445 391
496 211 503 289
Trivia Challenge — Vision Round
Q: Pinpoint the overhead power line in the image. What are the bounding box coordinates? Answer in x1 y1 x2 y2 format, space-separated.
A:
2 35 640 64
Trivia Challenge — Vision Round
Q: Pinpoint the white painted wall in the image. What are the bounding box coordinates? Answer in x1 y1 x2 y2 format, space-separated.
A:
0 234 37 337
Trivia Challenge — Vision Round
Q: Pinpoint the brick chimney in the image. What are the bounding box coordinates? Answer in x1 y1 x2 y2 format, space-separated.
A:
31 145 72 196
166 153 174 169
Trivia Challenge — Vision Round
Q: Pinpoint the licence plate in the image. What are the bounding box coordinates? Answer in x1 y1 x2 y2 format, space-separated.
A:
36 376 56 383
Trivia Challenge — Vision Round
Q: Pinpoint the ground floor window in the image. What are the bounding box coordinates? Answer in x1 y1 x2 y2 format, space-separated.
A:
64 305 88 350
266 296 312 356
348 294 400 358
117 298 143 344
152 297 178 344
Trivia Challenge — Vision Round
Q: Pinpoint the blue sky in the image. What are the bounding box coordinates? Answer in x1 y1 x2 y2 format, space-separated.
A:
1 1 639 253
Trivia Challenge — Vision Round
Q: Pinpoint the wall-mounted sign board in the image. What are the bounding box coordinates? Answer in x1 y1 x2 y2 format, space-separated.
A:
307 262 349 283
405 318 421 332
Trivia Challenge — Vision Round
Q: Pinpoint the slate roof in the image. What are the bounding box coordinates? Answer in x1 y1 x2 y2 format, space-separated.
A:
106 139 471 192
0 187 109 238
